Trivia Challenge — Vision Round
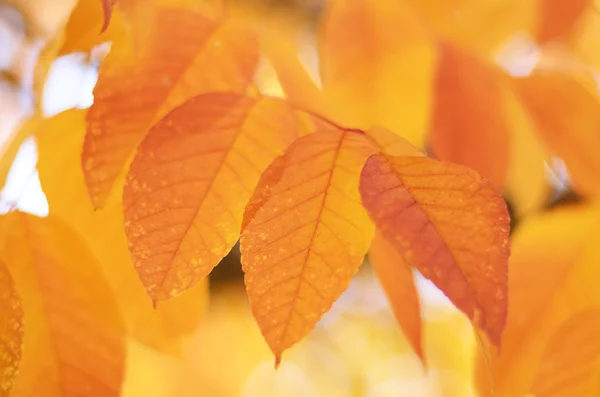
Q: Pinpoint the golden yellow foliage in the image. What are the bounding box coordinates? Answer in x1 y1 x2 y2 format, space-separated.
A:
2 0 600 394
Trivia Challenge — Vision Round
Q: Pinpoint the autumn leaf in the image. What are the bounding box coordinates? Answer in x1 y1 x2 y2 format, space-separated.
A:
60 0 126 55
429 41 509 188
318 0 435 147
512 71 600 197
36 109 209 353
240 129 376 364
529 308 600 397
84 5 259 208
567 6 600 72
368 230 423 364
359 153 510 345
0 212 126 397
536 0 589 43
0 260 23 397
406 0 588 51
406 0 533 55
275 0 520 194
502 89 549 218
259 33 328 118
27 0 127 116
124 93 298 303
422 305 480 397
475 204 600 397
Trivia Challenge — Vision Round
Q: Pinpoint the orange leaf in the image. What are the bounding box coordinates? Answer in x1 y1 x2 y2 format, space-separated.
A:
406 0 534 56
124 93 298 303
513 71 600 196
537 0 589 43
319 0 436 147
240 129 376 363
531 308 600 397
0 260 23 396
0 212 126 397
59 0 126 55
37 109 208 353
359 153 510 345
369 230 424 363
84 7 259 208
475 204 600 397
568 6 600 72
429 42 509 188
530 308 600 397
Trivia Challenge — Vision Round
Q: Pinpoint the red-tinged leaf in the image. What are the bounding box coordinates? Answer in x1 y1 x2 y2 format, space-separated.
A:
0 212 126 397
513 71 600 197
0 261 23 396
359 154 510 345
124 93 298 303
530 308 600 397
369 230 424 364
537 0 589 43
84 7 259 208
240 130 376 363
101 0 116 32
429 42 509 188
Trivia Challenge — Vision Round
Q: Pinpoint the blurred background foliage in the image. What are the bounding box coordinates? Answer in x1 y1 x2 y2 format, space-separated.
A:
0 0 596 396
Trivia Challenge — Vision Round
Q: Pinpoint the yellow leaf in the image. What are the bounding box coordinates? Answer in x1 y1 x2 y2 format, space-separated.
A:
475 204 600 397
0 260 23 397
530 308 600 397
259 33 329 117
424 306 478 397
406 0 588 51
568 6 600 71
123 93 298 303
0 212 126 397
84 4 259 208
240 129 376 364
319 0 436 147
36 109 209 352
513 71 600 197
30 0 126 113
407 0 535 55
60 0 126 55
369 230 424 364
359 152 510 345
502 86 549 218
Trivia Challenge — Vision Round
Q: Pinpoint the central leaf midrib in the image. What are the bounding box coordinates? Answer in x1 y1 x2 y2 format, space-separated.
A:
277 130 347 347
155 100 261 292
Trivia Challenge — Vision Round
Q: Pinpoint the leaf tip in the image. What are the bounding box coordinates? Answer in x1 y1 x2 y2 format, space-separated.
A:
417 348 428 372
100 0 114 33
274 354 282 370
